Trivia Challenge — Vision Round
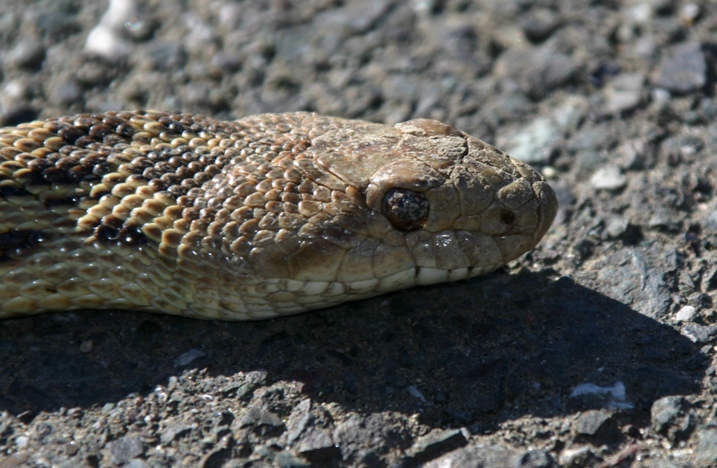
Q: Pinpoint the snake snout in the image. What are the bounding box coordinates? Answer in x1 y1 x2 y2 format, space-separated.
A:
447 138 558 267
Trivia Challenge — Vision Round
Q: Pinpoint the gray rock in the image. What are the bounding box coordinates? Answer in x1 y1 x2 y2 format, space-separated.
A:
8 39 46 70
705 209 717 233
235 402 284 436
558 445 594 467
595 248 672 318
646 207 681 231
679 4 700 25
160 421 194 445
605 72 645 113
651 396 693 443
653 42 706 94
173 349 206 367
500 95 588 164
675 306 697 322
47 79 83 107
618 139 651 170
275 450 311 468
424 444 523 468
568 126 616 153
575 410 612 436
285 399 312 444
409 428 468 464
520 9 561 43
575 150 604 176
497 44 579 100
297 428 339 462
514 450 559 467
333 413 411 459
697 97 717 123
681 323 717 344
693 425 717 467
126 460 150 468
661 134 705 164
590 166 627 191
106 435 144 465
144 41 187 70
606 217 630 239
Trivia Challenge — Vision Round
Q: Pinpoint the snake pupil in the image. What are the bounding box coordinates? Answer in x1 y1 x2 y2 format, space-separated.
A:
382 188 429 231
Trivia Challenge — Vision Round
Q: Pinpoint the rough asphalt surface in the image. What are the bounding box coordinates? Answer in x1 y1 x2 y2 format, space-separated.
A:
0 0 716 467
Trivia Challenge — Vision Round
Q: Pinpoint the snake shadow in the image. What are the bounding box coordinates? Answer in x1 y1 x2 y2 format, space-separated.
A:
0 271 708 430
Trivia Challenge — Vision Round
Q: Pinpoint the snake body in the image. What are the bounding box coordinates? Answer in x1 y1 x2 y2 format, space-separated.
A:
0 111 557 320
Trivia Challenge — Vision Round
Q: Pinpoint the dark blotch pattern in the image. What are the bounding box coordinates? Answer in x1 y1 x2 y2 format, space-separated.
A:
0 230 48 261
0 185 30 198
0 111 243 251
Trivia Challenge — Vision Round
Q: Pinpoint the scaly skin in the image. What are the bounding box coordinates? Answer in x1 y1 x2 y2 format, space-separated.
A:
0 111 557 320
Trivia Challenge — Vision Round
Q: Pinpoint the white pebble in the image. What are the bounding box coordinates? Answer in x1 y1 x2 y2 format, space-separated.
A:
680 4 700 25
84 0 136 60
541 166 557 179
675 305 697 322
590 166 627 191
15 436 28 448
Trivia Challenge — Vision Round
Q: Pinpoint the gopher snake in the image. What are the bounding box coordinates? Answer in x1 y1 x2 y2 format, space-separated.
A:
0 111 557 320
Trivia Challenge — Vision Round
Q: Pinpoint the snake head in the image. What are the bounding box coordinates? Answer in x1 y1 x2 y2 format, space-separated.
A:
298 116 558 293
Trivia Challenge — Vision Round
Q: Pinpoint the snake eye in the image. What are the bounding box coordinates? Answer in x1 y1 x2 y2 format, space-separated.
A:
382 188 429 231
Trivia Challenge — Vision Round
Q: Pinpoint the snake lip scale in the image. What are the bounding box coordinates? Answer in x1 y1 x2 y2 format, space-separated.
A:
0 111 558 320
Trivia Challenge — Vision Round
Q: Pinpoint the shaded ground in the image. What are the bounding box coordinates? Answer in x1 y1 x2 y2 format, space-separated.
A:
1 0 716 466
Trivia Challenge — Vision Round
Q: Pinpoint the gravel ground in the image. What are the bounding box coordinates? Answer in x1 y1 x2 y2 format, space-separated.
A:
0 0 716 466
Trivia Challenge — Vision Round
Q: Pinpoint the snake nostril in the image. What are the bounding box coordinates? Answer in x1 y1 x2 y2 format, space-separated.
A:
501 210 516 225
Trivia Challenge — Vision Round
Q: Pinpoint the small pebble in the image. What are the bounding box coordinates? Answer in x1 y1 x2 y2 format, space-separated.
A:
107 435 144 465
575 150 604 175
15 436 29 448
173 349 206 367
679 4 700 26
627 3 653 24
559 445 592 466
79 340 93 353
590 166 627 191
8 39 46 70
85 24 132 60
84 0 136 60
606 217 629 239
3 79 30 100
681 323 717 344
520 8 560 43
541 166 557 179
48 80 83 107
675 305 696 322
575 410 612 436
501 96 587 164
406 385 427 403
605 73 645 114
